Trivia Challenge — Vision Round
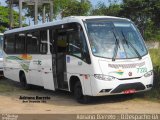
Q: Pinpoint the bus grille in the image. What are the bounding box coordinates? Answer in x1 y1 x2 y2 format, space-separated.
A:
108 62 145 69
111 82 145 93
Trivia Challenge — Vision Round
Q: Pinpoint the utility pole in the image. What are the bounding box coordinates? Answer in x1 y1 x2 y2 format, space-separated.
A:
9 0 13 29
42 5 46 23
19 0 53 27
50 1 53 22
34 0 38 25
19 0 22 28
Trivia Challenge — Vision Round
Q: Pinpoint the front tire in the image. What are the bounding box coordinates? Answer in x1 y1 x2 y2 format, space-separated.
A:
74 81 90 104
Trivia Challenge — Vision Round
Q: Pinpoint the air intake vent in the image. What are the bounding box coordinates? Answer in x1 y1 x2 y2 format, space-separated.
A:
111 82 145 93
108 62 145 69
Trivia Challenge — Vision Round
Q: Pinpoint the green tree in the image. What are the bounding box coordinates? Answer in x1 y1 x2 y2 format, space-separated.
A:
61 0 91 17
120 0 150 36
0 6 20 32
92 2 121 16
91 0 160 40
24 0 91 20
121 0 160 40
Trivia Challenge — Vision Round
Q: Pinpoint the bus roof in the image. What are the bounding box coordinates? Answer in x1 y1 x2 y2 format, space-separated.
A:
0 33 3 36
4 16 130 35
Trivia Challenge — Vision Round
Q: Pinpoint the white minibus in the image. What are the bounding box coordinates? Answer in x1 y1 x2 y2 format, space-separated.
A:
3 16 153 103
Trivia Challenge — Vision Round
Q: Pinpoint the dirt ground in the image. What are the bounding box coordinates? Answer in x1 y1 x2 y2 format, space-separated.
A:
0 78 160 114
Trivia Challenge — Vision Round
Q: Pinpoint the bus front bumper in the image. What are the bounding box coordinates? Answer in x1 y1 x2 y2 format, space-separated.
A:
90 75 153 96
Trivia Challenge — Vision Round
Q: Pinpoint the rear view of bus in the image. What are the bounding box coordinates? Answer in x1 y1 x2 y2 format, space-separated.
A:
85 17 153 96
0 33 3 75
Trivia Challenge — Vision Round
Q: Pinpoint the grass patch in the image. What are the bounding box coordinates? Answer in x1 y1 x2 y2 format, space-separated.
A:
0 78 19 92
144 49 160 101
149 49 160 67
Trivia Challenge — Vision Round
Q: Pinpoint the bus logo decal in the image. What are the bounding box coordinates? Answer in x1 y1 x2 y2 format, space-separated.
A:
6 55 32 72
20 54 32 60
109 70 124 75
128 72 132 76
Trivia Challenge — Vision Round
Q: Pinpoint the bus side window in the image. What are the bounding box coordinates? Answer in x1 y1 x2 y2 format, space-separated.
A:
27 31 40 54
68 31 82 58
4 35 15 54
40 30 47 54
15 33 25 54
57 32 68 53
68 24 91 64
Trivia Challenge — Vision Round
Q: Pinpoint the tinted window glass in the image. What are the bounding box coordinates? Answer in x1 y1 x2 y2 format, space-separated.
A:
40 30 47 54
57 32 68 53
4 35 15 53
15 33 25 53
68 31 82 58
27 31 39 54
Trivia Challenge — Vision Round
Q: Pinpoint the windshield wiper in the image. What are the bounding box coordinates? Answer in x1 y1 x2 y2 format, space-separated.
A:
121 31 142 59
112 31 120 61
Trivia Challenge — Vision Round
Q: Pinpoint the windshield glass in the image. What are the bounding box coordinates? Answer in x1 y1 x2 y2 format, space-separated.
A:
0 35 3 58
86 20 147 59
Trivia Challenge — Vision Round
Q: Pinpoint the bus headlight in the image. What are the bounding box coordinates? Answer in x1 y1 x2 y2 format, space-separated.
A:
94 74 116 81
144 70 153 77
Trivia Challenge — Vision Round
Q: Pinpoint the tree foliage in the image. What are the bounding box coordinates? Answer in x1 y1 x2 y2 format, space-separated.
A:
24 0 91 20
91 0 160 40
60 0 91 17
1 0 160 40
92 2 121 16
0 6 19 32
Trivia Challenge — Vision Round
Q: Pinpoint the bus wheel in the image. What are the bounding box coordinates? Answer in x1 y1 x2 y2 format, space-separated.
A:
20 73 30 90
74 81 90 104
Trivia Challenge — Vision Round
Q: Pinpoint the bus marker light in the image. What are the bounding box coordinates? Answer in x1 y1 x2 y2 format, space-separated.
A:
84 75 88 79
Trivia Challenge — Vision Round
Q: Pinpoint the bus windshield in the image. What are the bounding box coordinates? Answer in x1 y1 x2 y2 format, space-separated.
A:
0 35 3 58
85 20 147 59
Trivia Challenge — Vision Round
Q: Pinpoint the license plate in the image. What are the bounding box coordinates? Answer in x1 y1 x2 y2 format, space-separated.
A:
123 89 136 94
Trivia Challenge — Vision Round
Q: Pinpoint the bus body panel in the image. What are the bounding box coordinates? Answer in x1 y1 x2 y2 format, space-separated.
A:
28 55 43 86
4 53 55 90
90 54 153 96
3 16 153 98
3 54 20 81
98 55 152 79
41 54 55 90
66 55 93 95
0 33 3 72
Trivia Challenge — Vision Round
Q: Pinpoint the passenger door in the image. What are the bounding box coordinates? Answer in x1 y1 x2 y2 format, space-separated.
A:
55 29 68 89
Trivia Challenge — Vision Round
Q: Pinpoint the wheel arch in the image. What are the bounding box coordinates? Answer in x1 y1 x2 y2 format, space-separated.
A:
69 75 82 92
